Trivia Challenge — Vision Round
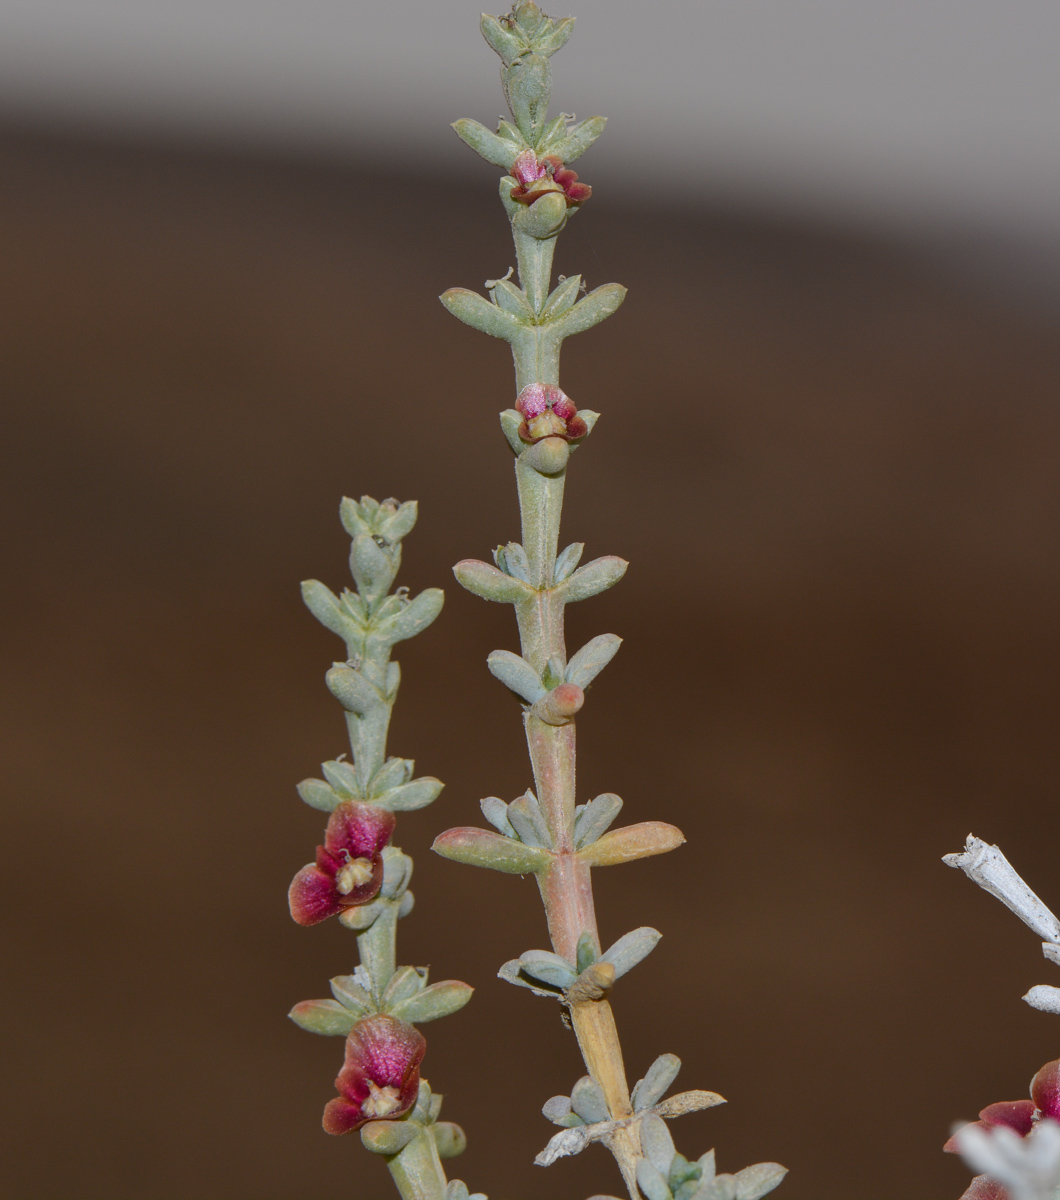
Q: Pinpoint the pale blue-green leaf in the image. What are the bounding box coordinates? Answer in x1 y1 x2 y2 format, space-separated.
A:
551 283 627 337
496 541 531 582
497 958 565 1000
369 757 412 796
698 1151 717 1183
632 1053 681 1112
377 776 443 812
566 634 622 688
289 999 357 1036
540 274 582 322
297 777 341 812
533 15 575 57
734 1164 787 1200
637 1158 674 1200
380 847 412 898
480 796 517 837
452 117 521 168
695 1176 738 1200
480 12 526 64
499 408 525 456
553 542 584 583
601 927 661 980
301 579 353 639
507 791 553 847
640 1114 676 1177
321 759 359 797
558 556 628 603
519 949 576 988
573 792 623 848
576 931 598 973
454 559 536 603
382 588 444 644
433 827 552 874
326 665 385 716
570 1075 609 1124
548 115 607 163
441 288 521 342
487 650 545 703
339 496 372 538
382 965 427 1008
330 974 374 1013
542 1094 578 1125
398 890 414 918
379 499 418 543
492 277 534 320
390 980 474 1024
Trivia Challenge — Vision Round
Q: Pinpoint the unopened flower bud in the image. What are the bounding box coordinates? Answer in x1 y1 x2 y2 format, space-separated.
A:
531 682 584 725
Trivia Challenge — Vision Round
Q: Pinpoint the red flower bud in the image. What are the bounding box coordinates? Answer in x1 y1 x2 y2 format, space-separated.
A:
509 151 592 207
1032 1058 1060 1121
322 1016 426 1135
514 383 588 444
288 802 396 926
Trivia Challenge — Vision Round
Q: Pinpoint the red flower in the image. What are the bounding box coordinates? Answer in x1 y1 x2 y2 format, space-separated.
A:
288 801 396 926
510 150 591 206
322 1015 426 1135
515 382 587 443
945 1059 1060 1200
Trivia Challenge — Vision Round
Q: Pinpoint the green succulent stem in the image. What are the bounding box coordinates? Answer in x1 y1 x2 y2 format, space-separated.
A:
513 227 558 316
357 902 399 993
386 1129 449 1200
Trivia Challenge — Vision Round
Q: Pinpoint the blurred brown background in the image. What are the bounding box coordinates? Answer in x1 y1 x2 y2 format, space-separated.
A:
1 115 1059 1200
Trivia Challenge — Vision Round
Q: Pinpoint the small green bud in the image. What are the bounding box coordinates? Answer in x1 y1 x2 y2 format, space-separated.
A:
361 1120 420 1156
576 931 598 973
521 435 569 475
338 899 383 930
433 1122 468 1159
573 792 623 848
326 664 385 718
529 681 584 725
381 847 413 898
350 532 397 602
513 189 568 239
506 790 554 847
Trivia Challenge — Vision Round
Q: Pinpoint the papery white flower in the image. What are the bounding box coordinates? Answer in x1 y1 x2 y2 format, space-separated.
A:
955 1117 1060 1200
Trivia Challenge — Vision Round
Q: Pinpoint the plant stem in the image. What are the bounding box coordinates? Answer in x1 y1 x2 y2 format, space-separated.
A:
511 342 640 1196
357 901 399 992
386 1129 449 1200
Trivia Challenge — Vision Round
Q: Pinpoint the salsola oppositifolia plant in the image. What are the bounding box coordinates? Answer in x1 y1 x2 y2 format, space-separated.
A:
284 5 790 1200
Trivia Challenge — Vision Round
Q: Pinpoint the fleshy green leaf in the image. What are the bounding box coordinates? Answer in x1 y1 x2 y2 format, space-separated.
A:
369 757 413 796
480 796 517 837
566 634 622 689
326 665 386 716
497 957 566 1000
540 275 583 323
570 1075 609 1124
578 822 685 866
499 409 525 455
546 115 607 163
378 499 418 543
377 777 444 812
632 1053 681 1112
297 777 341 812
452 117 523 168
487 649 545 703
640 1114 676 1176
507 791 553 847
390 981 474 1024
441 287 521 341
382 966 427 1008
519 949 577 988
551 283 627 337
491 277 535 321
330 974 374 1014
301 579 354 639
553 542 585 583
288 999 358 1036
600 927 662 980
558 556 628 603
454 559 536 603
576 931 598 973
573 792 623 848
380 588 445 643
321 758 360 797
637 1158 674 1200
734 1164 787 1200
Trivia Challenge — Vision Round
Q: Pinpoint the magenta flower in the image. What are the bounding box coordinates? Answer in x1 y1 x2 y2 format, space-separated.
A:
322 1015 427 1135
515 382 588 443
288 801 396 926
510 150 592 206
945 1059 1060 1200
